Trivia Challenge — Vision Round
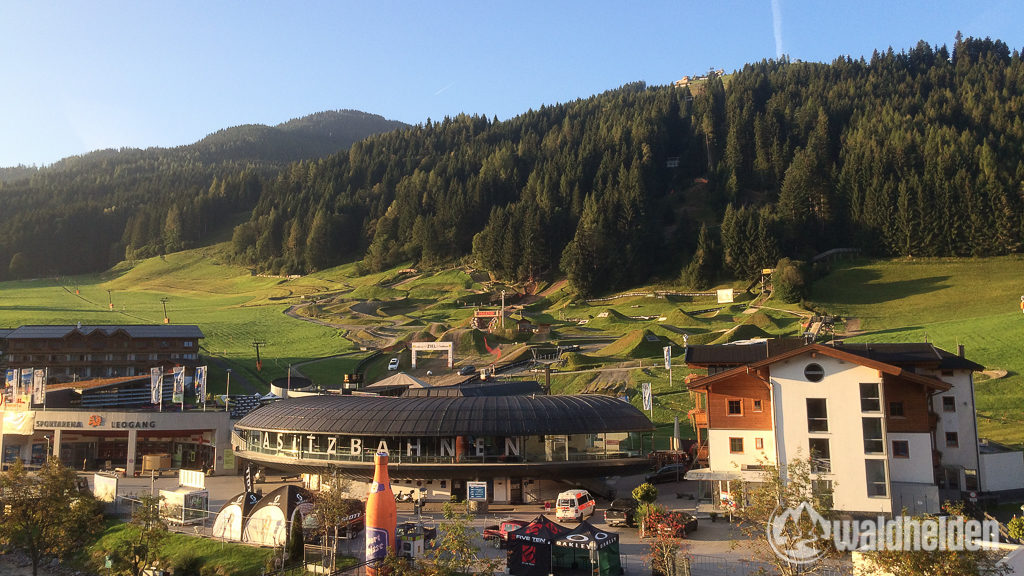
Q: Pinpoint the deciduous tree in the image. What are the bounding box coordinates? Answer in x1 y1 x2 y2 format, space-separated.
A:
0 459 104 576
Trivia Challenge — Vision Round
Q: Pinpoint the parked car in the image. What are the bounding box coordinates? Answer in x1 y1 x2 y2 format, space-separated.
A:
555 489 597 522
458 365 476 376
645 464 688 484
482 519 528 548
388 357 400 371
604 498 637 527
650 511 698 537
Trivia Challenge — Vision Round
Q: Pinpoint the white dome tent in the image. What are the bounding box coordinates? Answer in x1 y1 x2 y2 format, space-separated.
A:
241 485 314 547
212 491 259 541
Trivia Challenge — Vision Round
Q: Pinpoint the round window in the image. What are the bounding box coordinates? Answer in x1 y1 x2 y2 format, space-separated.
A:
804 363 825 382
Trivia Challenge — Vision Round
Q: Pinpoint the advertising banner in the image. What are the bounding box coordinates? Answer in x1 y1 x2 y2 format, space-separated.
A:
195 366 207 402
642 382 652 411
3 369 15 402
172 366 185 404
663 345 672 370
21 369 33 400
3 411 35 435
32 368 46 405
93 474 118 503
150 367 162 405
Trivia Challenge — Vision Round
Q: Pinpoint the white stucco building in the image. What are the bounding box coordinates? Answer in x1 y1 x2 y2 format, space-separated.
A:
684 340 1016 515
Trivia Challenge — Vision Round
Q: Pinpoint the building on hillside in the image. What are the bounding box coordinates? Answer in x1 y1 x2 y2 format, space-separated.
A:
1 325 204 381
683 340 1019 515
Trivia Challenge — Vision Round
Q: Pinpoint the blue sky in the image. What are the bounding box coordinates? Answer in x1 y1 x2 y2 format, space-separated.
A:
1 1 1022 167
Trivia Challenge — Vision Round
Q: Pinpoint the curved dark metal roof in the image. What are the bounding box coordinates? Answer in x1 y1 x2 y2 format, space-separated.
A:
235 394 653 436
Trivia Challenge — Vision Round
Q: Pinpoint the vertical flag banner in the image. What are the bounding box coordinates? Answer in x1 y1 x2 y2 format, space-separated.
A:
150 367 162 404
21 369 33 402
5 369 16 401
642 382 653 411
172 366 185 404
663 345 672 370
195 366 207 402
32 368 46 405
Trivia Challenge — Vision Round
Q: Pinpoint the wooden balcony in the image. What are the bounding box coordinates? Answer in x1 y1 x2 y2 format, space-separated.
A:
688 408 708 427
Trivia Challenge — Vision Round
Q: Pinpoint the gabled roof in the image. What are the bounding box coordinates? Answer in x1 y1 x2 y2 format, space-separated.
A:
831 341 984 371
684 338 805 366
363 372 430 390
687 343 953 392
3 325 204 339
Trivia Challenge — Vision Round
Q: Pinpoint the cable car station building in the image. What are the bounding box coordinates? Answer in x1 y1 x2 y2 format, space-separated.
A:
232 394 654 503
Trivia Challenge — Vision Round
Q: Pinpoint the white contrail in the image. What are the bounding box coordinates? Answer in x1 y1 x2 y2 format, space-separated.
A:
434 82 455 96
771 0 783 58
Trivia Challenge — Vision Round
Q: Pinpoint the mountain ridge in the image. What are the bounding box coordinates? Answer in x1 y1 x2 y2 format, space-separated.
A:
0 109 409 177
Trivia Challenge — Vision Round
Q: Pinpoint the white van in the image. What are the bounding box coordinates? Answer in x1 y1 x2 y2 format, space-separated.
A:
555 489 596 522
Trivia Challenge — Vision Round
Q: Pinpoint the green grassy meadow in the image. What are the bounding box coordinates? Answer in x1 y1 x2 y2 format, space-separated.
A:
2 244 1023 445
809 256 1024 446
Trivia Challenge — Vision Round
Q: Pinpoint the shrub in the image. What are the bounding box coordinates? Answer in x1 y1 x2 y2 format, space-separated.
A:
772 258 806 303
1009 515 1024 542
632 482 658 505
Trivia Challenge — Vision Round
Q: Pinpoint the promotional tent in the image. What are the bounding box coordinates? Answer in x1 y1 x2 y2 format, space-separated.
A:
553 521 621 576
212 491 260 541
241 485 314 546
507 515 570 576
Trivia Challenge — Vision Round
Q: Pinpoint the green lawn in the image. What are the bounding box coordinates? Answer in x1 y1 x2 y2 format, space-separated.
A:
297 354 372 387
89 522 272 576
808 256 1024 446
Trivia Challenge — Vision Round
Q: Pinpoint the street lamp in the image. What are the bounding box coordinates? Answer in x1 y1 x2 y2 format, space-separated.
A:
43 435 50 462
225 369 232 415
161 297 169 324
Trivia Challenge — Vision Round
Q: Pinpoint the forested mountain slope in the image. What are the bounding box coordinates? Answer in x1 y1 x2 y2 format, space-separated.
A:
0 110 407 278
3 37 1023 299
232 37 1024 296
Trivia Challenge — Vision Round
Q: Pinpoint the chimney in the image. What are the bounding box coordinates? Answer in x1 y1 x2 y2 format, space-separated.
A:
958 344 965 358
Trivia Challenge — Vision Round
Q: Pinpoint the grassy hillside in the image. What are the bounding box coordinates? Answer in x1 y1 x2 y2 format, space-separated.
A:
809 256 1024 445
4 245 1023 447
0 246 354 391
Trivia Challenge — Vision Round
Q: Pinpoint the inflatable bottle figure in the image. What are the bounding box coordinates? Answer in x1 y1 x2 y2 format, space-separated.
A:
365 451 397 575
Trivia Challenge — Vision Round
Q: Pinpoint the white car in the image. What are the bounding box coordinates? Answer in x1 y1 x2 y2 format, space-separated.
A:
555 489 596 522
387 357 400 371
